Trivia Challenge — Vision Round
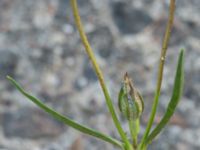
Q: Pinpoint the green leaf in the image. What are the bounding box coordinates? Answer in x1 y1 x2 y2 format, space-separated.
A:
7 76 123 148
145 49 185 145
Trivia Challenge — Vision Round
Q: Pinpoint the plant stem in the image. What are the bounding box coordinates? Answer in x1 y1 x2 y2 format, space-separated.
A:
145 49 184 145
70 0 130 148
129 119 139 149
140 0 176 148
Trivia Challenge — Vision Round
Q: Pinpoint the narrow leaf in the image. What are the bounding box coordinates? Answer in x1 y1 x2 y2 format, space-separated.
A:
7 76 122 148
146 49 184 144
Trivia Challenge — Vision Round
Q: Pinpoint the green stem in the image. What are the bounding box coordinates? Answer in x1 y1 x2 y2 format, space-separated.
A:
145 50 184 145
140 0 176 148
70 0 130 147
129 119 140 149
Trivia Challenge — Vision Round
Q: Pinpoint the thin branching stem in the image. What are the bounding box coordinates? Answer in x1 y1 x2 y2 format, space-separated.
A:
140 0 176 148
70 0 130 148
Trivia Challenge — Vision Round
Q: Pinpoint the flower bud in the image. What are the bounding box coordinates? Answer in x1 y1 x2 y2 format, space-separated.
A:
118 73 144 121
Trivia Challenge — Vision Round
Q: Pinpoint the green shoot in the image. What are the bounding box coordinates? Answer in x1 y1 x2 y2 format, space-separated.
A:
139 0 176 148
6 0 185 149
70 0 131 148
145 49 184 145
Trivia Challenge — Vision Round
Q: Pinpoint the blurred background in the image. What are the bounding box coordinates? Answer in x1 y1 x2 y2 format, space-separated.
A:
0 0 199 149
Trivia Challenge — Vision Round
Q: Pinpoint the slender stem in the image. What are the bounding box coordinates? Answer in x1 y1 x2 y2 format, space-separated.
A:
70 0 130 147
129 119 139 149
145 49 184 145
129 120 136 147
140 0 176 148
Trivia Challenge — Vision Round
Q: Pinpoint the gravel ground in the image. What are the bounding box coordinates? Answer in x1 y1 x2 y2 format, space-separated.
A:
0 0 199 150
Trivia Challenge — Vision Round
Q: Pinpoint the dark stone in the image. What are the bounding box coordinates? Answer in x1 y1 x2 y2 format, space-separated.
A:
118 47 144 64
111 2 153 34
2 107 65 139
74 77 87 91
83 61 97 81
184 70 200 104
0 145 5 149
177 0 199 9
0 50 18 78
61 45 76 59
152 19 187 46
0 98 13 107
29 47 54 69
88 27 114 58
55 0 70 22
185 20 200 38
184 86 197 100
56 0 93 22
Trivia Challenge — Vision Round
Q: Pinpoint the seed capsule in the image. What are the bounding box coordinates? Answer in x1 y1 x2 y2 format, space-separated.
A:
118 73 144 121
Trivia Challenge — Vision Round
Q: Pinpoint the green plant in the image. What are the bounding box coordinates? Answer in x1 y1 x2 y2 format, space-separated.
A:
7 0 184 149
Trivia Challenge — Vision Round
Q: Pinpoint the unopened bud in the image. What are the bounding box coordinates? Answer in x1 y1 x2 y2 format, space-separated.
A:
118 72 144 121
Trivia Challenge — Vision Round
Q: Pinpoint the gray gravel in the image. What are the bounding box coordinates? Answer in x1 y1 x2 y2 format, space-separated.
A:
0 0 199 150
